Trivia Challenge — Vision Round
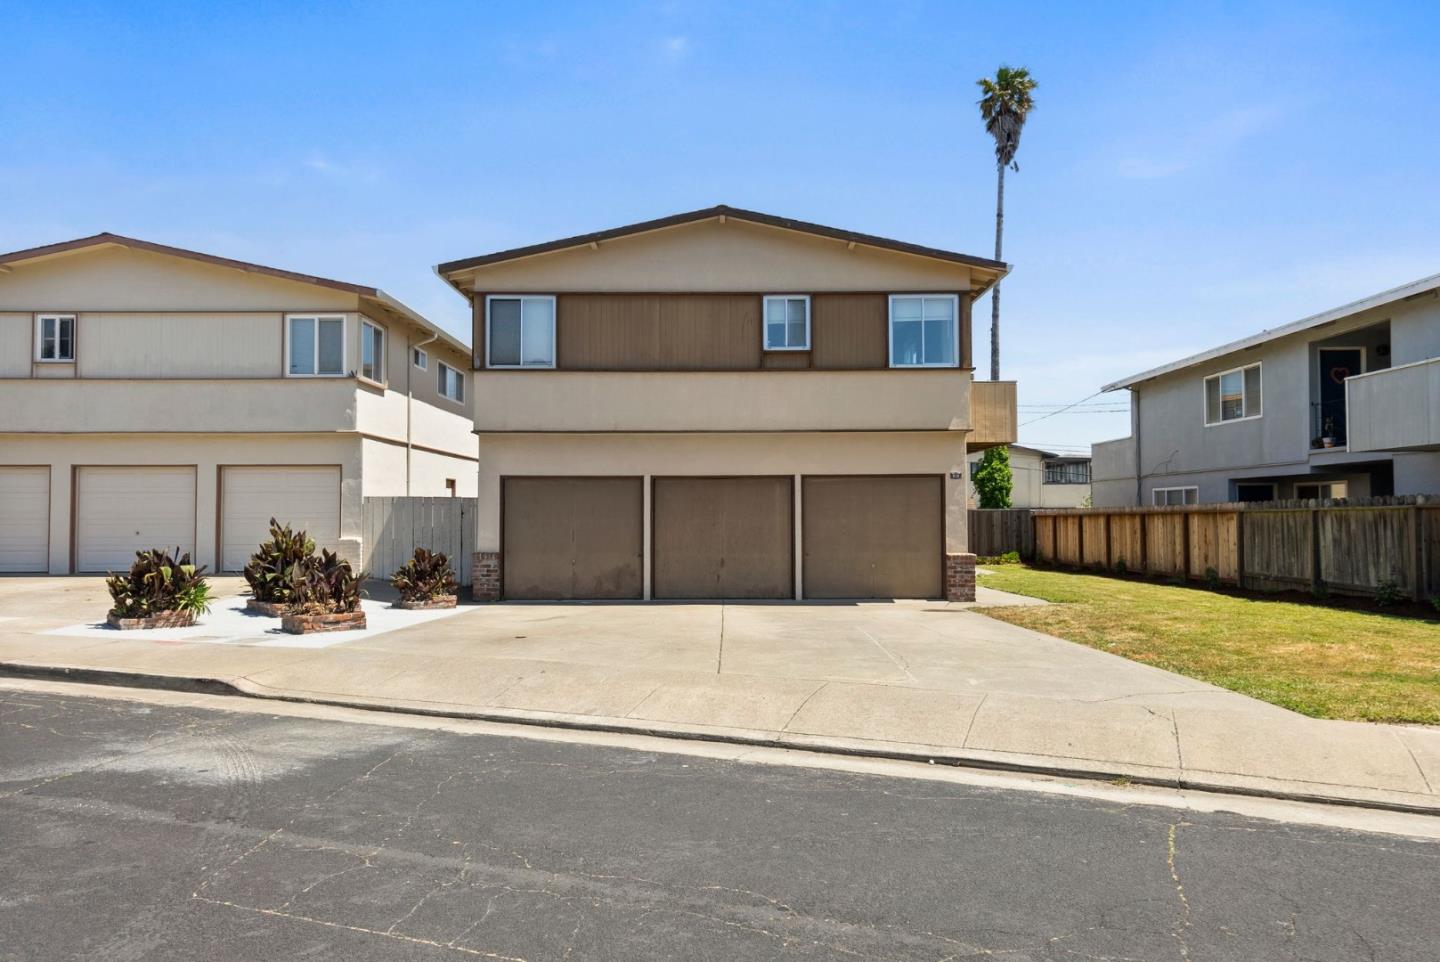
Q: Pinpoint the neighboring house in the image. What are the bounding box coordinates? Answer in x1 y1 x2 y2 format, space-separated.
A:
1093 272 1440 507
967 444 1091 509
436 205 1017 602
0 233 477 575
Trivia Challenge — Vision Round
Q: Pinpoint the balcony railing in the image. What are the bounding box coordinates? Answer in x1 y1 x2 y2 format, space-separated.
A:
1346 357 1440 453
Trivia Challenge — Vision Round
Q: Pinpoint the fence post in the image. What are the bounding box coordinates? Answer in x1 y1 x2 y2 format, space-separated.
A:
1310 504 1323 595
1413 506 1426 603
1235 508 1246 590
1181 508 1192 580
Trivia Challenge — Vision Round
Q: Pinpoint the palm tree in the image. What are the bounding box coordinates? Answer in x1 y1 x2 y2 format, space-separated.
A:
976 66 1037 381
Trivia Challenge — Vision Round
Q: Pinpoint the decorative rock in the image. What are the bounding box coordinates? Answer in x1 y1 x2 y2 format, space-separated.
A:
106 610 198 630
280 610 367 634
393 595 458 610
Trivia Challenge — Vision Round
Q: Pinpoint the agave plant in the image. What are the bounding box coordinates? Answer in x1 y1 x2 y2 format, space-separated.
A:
391 548 458 602
244 518 316 604
289 549 363 614
107 548 211 618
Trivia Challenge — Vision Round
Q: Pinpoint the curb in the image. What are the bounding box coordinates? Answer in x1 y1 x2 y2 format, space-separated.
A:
5 660 1439 819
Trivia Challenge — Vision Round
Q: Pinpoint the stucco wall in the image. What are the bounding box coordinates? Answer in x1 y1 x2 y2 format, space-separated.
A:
0 313 30 376
0 433 363 574
455 218 979 293
474 431 969 556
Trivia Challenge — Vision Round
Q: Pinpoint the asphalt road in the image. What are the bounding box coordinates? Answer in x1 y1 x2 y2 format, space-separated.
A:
2 689 1437 961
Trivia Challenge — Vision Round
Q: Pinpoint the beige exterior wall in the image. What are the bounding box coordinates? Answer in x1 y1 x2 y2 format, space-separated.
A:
475 432 969 599
473 369 973 433
0 433 363 574
0 313 30 376
77 312 283 378
455 218 977 293
0 245 359 312
358 437 477 498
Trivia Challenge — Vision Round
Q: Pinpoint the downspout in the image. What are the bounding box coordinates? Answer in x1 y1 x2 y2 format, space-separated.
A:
1132 387 1142 506
407 329 441 495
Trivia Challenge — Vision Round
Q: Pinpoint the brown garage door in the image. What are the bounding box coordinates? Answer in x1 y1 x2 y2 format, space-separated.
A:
653 477 793 599
503 478 643 600
802 476 943 599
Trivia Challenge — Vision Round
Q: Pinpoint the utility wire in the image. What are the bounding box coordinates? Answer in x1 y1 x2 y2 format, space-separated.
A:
1018 390 1111 427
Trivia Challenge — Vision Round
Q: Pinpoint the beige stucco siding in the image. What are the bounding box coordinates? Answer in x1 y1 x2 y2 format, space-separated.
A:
475 432 969 557
459 219 977 293
77 312 283 378
0 314 30 376
0 433 362 574
0 245 360 312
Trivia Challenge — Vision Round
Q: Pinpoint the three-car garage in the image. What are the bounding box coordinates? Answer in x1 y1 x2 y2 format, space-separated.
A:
498 474 947 601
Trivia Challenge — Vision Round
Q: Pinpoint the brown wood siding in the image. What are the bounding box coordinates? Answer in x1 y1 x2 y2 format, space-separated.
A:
502 477 643 599
810 293 887 369
802 476 943 599
652 477 793 599
556 294 759 370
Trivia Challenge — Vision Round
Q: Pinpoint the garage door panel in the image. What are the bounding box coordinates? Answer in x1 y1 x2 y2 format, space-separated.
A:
76 466 196 572
654 477 792 600
221 466 341 572
503 478 643 600
803 476 942 599
0 467 49 572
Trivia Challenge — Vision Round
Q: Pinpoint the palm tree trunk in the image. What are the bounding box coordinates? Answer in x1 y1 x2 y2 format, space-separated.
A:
990 163 1005 381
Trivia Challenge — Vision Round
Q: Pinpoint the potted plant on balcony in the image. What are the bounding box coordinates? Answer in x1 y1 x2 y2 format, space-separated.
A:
1321 417 1337 448
243 519 314 616
390 548 459 609
105 548 213 630
280 549 367 633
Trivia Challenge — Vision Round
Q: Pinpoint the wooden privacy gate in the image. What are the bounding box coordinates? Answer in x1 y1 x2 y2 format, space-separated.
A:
361 497 476 586
1032 496 1440 600
968 509 1034 558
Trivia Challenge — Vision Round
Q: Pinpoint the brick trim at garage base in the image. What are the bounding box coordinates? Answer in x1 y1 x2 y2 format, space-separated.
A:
945 553 977 602
471 552 501 602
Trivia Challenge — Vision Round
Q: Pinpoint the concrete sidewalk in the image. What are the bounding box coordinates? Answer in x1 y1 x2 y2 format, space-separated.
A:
1 578 1438 814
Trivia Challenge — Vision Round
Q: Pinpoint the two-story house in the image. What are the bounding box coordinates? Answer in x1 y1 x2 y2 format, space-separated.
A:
1093 271 1440 506
436 205 1017 602
967 445 1091 509
0 233 477 574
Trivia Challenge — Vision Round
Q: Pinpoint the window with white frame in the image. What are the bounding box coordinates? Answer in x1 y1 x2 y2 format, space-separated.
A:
287 315 346 376
413 347 429 370
486 295 555 368
360 319 385 382
889 295 958 367
1152 486 1199 506
1204 362 1262 425
36 314 75 361
438 361 465 403
1296 481 1347 501
763 295 810 351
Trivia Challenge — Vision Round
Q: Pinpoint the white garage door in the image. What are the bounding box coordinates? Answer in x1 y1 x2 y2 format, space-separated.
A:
221 465 341 572
75 466 196 573
0 467 50 572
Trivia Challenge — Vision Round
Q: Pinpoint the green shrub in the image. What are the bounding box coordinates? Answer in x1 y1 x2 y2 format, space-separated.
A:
1430 595 1440 615
1205 566 1221 591
973 447 1013 509
244 519 315 604
1114 558 1128 576
1375 580 1406 607
290 549 362 614
976 551 1021 566
391 548 458 602
106 548 211 618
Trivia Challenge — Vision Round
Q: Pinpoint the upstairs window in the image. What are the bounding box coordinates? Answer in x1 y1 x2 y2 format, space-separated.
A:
1044 460 1092 485
889 295 958 367
487 295 555 368
438 361 465 403
360 319 386 383
413 347 429 370
288 314 346 376
1204 362 1261 424
36 314 75 362
763 295 810 351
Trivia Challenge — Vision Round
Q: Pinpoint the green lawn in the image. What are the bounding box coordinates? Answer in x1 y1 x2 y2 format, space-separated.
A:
977 564 1440 724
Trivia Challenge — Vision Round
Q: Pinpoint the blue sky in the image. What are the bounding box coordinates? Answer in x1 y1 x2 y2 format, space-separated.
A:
4 1 1438 451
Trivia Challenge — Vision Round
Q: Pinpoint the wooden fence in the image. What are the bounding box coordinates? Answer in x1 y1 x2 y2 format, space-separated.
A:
968 509 1035 558
361 497 477 586
1033 496 1440 601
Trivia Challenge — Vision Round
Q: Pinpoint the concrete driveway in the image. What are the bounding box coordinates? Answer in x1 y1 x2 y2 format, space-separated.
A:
3 575 1438 811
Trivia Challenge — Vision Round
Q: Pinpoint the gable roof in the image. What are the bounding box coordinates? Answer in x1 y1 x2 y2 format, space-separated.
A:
0 232 470 357
435 205 1009 290
1103 269 1440 391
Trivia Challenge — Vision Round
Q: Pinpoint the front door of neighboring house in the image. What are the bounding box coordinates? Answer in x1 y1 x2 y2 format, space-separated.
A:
1317 347 1364 444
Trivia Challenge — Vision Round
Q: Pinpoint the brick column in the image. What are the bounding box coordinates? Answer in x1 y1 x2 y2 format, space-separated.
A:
945 552 976 602
471 551 501 602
